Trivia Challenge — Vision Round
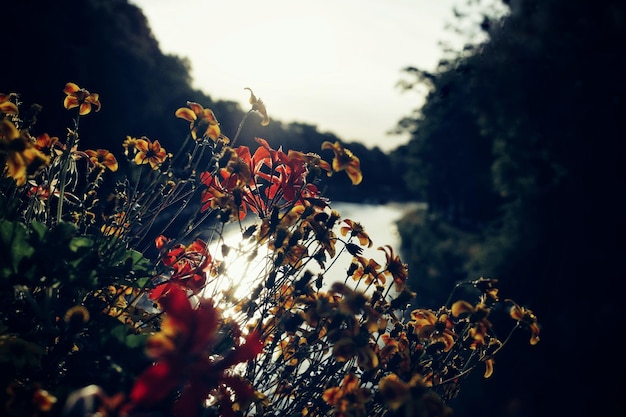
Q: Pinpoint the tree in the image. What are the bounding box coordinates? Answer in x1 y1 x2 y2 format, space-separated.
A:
396 1 626 416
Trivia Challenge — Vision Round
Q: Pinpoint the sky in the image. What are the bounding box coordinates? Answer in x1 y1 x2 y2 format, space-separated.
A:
130 0 472 151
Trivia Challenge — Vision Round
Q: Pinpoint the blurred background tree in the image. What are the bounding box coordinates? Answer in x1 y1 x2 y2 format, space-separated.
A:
397 0 625 416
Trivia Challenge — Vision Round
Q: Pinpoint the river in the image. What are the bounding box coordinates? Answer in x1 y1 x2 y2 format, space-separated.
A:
330 201 425 256
208 201 425 302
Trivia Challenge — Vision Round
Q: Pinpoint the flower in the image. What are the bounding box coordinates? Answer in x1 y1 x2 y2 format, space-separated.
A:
132 136 168 169
152 237 214 296
506 299 541 345
33 133 59 155
0 119 49 185
351 255 385 286
379 374 453 417
62 82 101 115
245 87 270 126
409 308 456 352
321 140 363 185
125 285 262 417
0 93 18 115
85 148 119 171
379 245 409 292
323 373 372 417
175 101 222 141
340 219 373 248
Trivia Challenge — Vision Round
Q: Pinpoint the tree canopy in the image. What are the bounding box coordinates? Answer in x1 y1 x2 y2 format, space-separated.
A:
398 1 625 416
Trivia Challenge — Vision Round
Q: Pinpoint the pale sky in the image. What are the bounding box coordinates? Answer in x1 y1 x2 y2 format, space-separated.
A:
131 0 474 151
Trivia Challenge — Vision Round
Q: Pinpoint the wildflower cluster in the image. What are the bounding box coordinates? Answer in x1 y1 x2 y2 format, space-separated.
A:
0 83 540 417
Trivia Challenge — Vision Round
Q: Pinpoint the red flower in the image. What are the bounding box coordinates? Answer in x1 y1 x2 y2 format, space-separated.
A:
153 237 214 295
125 286 263 417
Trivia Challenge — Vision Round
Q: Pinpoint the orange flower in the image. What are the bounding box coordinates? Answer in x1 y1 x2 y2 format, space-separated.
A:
409 309 456 352
0 93 18 115
379 332 411 373
175 101 221 141
0 120 49 186
32 388 57 412
506 299 541 345
340 219 372 248
321 140 362 185
379 245 409 292
351 255 384 286
85 148 118 172
133 137 168 169
322 373 372 417
379 374 448 415
450 300 494 349
63 82 101 115
34 133 59 155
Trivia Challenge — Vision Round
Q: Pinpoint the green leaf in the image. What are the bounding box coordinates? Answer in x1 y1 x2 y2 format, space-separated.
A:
0 219 34 275
48 221 79 243
110 324 149 349
29 221 48 242
69 235 95 252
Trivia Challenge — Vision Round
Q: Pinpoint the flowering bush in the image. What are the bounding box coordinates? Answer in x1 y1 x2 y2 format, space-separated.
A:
0 83 540 417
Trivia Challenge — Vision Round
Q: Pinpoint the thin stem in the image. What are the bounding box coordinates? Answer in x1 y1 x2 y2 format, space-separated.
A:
55 116 80 224
230 110 253 147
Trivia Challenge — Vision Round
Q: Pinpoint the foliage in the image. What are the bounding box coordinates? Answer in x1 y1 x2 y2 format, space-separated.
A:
0 83 539 417
395 207 483 310
396 0 626 416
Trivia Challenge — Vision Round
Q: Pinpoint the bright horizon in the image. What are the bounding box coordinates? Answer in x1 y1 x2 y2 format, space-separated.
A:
131 0 478 151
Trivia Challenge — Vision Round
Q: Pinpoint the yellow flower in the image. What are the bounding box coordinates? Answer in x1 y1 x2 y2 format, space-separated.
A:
409 309 456 352
0 93 18 115
0 120 49 186
123 135 139 155
321 140 362 185
175 101 221 141
322 373 372 417
63 82 101 115
85 148 118 172
506 300 541 345
133 137 168 169
379 245 409 291
340 219 372 247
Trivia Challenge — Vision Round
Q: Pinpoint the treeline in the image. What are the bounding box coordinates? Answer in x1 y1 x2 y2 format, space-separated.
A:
396 1 625 416
3 0 410 204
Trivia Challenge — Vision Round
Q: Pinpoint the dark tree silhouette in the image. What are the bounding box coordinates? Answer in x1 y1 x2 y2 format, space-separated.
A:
398 1 626 416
